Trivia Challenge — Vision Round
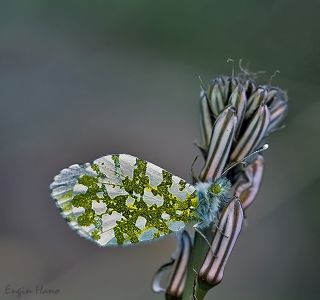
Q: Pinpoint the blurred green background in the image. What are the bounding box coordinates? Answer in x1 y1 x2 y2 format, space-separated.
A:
1 1 319 299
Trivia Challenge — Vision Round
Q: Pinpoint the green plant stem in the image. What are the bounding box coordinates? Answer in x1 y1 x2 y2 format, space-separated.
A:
181 228 213 300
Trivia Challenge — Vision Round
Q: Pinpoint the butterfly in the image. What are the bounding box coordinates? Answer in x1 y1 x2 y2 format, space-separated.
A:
50 154 234 246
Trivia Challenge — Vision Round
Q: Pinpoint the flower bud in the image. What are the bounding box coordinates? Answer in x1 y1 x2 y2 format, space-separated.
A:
228 84 247 137
200 106 237 181
199 90 213 150
233 155 264 210
230 104 270 162
208 78 227 117
198 199 244 286
245 87 268 119
152 231 192 299
154 73 288 299
268 98 288 133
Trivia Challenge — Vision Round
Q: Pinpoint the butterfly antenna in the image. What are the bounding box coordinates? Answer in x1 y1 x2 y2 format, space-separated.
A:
221 144 269 176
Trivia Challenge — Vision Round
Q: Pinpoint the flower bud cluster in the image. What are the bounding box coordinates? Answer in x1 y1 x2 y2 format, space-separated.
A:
153 75 288 299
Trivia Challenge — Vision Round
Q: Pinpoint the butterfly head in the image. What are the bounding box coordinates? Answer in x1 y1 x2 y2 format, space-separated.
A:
209 183 221 194
207 177 231 200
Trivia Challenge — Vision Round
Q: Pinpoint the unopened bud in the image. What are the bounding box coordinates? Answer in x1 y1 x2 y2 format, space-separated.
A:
199 200 244 286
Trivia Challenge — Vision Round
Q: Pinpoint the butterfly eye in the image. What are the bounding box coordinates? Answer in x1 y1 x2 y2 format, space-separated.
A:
210 183 222 195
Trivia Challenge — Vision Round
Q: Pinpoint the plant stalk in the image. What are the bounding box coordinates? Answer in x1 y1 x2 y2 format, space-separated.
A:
181 228 213 300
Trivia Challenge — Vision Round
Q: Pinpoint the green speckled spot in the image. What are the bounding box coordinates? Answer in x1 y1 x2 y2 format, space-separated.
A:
122 159 149 195
78 175 98 188
92 163 106 178
58 190 73 201
112 154 121 175
91 164 99 173
71 175 100 226
91 229 101 241
114 227 125 245
77 208 95 226
62 202 72 212
66 215 77 223
72 175 99 209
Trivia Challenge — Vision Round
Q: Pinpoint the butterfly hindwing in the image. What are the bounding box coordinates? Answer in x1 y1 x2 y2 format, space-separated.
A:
50 154 198 246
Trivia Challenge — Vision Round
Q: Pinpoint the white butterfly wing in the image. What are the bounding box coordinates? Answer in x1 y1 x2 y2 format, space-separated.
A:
50 154 197 246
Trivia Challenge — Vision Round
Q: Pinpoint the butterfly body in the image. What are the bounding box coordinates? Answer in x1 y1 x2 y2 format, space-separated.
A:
194 178 231 229
50 154 231 246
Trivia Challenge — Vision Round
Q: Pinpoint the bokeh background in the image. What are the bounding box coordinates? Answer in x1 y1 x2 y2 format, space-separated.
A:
1 1 319 299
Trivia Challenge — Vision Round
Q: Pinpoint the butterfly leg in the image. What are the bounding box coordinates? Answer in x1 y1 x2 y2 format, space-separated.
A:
212 195 244 237
193 223 217 258
192 267 199 300
212 221 229 238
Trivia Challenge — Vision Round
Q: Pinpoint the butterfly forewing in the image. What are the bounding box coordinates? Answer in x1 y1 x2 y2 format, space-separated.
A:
50 154 197 246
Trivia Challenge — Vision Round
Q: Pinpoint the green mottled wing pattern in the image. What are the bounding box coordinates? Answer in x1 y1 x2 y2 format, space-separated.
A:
50 154 198 246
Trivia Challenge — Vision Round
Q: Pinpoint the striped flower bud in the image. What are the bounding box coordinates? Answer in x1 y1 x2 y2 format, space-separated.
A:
228 84 247 137
155 73 288 300
244 86 268 119
199 199 243 286
152 231 192 299
199 89 213 150
230 104 270 162
268 97 288 133
207 79 226 117
198 76 288 154
233 155 264 210
200 106 237 181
